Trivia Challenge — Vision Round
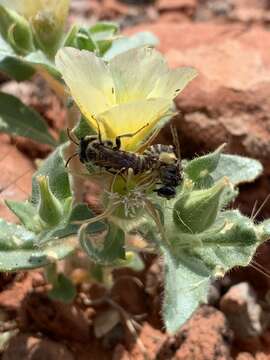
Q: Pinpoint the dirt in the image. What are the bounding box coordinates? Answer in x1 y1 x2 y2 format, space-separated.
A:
1 0 270 359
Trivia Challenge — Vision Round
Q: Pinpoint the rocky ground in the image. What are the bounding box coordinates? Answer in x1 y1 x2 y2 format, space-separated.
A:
1 0 270 359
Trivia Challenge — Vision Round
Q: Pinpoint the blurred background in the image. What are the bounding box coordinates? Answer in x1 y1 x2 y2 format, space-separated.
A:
1 0 270 359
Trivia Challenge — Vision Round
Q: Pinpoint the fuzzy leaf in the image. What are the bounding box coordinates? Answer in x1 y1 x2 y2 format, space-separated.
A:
80 222 125 265
212 154 263 185
89 22 119 55
162 246 211 333
5 200 40 232
0 219 77 271
103 32 158 61
0 92 56 145
184 144 225 186
162 210 260 332
31 145 71 205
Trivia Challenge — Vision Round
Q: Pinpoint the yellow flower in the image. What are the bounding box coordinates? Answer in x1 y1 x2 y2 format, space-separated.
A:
0 0 69 56
56 46 197 151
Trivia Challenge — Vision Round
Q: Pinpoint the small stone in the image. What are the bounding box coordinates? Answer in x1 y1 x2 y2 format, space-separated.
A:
220 282 265 339
173 306 233 360
3 334 74 360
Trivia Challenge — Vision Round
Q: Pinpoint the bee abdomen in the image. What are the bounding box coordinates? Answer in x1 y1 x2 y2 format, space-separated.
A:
144 144 175 158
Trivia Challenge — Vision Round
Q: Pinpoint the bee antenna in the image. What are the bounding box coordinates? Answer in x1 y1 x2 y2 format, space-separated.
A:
67 128 79 145
170 124 181 161
65 152 79 167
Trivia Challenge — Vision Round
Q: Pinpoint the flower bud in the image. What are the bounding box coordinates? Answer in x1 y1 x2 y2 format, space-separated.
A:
30 0 69 58
173 178 229 233
37 175 63 227
0 4 34 54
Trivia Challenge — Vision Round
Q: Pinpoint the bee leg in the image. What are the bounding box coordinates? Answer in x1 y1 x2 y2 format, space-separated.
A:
105 168 126 182
113 123 149 150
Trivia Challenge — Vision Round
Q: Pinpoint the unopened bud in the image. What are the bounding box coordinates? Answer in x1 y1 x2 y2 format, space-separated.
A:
0 5 34 54
173 178 229 233
37 175 62 227
31 0 69 58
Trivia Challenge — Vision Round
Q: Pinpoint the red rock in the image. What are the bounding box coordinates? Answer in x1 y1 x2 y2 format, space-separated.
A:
157 0 196 10
0 135 35 222
172 306 233 360
1 77 66 134
2 334 74 360
220 282 265 339
125 322 167 360
20 292 90 342
236 353 255 360
111 276 147 315
0 272 40 311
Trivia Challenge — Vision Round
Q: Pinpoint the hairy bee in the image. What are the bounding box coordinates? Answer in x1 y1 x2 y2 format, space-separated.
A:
144 141 182 199
66 123 182 199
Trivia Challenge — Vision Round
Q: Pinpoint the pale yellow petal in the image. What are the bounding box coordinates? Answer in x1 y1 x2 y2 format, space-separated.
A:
109 47 168 104
97 98 171 151
55 47 115 126
148 67 198 100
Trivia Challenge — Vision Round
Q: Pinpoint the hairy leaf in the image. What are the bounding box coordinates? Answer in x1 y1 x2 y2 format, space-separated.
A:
162 246 211 333
162 210 261 332
0 219 77 271
80 222 125 265
31 145 71 205
212 154 263 185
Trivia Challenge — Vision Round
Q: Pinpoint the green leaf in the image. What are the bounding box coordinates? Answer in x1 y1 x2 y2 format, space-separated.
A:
48 273 76 303
25 50 60 78
184 144 225 188
103 32 159 61
0 219 77 271
89 22 118 39
89 22 119 56
31 145 71 205
5 200 41 232
0 36 35 80
162 209 260 332
80 222 125 265
52 203 95 238
212 154 263 185
195 210 259 271
76 32 96 52
0 92 56 146
162 246 211 333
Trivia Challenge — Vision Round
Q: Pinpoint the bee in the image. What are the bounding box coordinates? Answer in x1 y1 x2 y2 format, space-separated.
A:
66 121 182 199
143 126 182 199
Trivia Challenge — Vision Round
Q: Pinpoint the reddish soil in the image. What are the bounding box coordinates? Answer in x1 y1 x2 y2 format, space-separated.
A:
1 0 270 359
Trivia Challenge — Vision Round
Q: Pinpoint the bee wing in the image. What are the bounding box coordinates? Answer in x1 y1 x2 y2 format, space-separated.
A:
170 124 181 163
137 111 178 153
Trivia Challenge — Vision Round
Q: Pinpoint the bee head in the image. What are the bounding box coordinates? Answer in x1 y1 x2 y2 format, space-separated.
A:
79 135 97 163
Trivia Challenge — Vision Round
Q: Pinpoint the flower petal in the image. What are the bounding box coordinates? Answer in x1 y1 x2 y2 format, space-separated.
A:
55 47 115 126
109 47 168 104
148 67 198 99
97 98 171 151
